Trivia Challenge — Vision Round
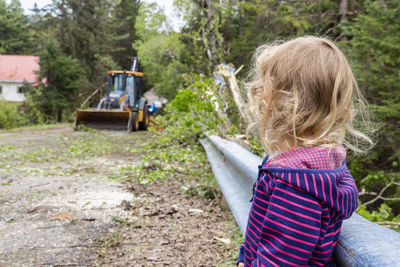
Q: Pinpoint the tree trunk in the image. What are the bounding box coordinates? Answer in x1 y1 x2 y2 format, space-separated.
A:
58 0 68 53
339 0 347 23
378 0 387 9
57 108 63 123
206 0 218 73
238 0 244 64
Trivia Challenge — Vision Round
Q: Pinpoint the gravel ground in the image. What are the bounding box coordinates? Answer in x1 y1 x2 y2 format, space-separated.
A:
0 126 240 266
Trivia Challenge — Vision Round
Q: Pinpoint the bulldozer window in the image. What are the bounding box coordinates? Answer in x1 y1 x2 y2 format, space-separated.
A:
112 74 124 92
126 76 134 94
126 75 136 107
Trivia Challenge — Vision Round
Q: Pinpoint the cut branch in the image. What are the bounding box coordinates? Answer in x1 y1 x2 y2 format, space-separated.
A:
217 64 253 125
205 83 231 134
80 82 108 108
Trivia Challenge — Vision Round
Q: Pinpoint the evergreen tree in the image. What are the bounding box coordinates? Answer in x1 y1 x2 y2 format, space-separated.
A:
0 0 30 54
37 38 85 122
111 0 141 70
60 0 116 83
342 0 400 213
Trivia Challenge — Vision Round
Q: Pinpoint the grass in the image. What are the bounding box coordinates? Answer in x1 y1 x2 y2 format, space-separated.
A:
110 142 217 186
0 126 149 179
0 123 70 133
220 221 244 267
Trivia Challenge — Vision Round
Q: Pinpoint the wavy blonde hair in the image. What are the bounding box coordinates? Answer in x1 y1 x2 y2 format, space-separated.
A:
247 36 373 154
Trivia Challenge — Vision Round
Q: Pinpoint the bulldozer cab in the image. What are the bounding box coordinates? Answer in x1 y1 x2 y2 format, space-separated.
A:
104 71 143 110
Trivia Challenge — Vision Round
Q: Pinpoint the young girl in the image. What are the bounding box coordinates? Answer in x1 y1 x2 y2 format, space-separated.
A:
237 36 373 266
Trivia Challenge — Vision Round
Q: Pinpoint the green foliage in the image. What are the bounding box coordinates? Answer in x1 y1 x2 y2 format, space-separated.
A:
357 203 400 231
135 2 188 99
135 2 170 39
155 75 219 144
175 0 339 77
27 0 137 105
135 33 189 99
0 0 31 54
343 0 400 165
248 137 265 157
22 84 46 124
0 100 24 129
110 0 140 69
56 0 118 83
116 144 214 185
340 0 400 224
36 37 85 122
113 76 219 186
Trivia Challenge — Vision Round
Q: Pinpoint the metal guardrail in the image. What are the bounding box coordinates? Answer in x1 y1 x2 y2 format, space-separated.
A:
200 135 400 267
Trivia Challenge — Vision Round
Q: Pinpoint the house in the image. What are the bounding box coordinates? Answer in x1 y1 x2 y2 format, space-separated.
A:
0 55 40 103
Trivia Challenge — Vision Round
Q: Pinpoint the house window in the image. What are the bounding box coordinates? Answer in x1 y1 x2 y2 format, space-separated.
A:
18 87 25 94
0 86 2 95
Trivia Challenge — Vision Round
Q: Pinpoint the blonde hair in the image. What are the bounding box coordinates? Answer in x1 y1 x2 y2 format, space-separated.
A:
247 36 373 154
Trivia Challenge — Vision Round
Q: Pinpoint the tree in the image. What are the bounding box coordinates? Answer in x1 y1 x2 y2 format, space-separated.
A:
0 0 30 54
135 2 188 100
342 0 400 214
111 0 141 69
205 0 218 72
37 38 85 122
61 0 116 83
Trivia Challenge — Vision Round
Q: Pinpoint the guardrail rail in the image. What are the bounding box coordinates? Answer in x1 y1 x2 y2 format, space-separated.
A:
200 135 400 266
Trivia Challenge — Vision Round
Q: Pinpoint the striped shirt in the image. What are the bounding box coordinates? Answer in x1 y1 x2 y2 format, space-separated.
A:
238 146 359 266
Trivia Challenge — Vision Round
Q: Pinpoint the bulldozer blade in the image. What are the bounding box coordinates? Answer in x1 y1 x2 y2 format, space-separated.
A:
75 109 131 130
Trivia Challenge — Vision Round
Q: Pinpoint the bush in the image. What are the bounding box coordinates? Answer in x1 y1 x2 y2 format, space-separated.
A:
0 100 25 129
154 74 220 145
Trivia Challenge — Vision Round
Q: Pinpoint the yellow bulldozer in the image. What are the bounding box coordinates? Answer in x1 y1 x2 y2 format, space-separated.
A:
75 58 150 132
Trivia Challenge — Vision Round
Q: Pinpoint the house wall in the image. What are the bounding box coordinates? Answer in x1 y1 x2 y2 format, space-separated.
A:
0 82 27 102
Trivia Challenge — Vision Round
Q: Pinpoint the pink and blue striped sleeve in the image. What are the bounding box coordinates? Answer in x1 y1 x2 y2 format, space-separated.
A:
249 179 323 266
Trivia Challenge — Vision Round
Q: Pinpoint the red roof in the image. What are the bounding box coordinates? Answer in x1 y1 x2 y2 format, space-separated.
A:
0 55 40 85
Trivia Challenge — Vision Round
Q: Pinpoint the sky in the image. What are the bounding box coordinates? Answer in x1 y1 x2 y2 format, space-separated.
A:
14 0 51 11
14 0 181 31
17 0 176 17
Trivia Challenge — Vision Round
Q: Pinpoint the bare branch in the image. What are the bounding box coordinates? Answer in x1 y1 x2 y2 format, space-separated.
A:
359 191 377 196
362 181 400 206
234 65 244 76
80 82 107 108
379 197 400 202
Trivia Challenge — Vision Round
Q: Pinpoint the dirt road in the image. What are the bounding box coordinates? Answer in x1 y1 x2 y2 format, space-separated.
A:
0 126 240 266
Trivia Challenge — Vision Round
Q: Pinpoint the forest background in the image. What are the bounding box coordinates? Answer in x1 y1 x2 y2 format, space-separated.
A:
1 0 400 229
